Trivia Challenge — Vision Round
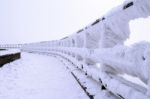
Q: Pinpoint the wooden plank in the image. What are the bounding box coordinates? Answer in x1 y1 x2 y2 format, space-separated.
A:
0 53 21 67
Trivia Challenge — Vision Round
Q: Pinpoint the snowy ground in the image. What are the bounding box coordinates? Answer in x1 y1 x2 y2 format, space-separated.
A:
0 52 88 99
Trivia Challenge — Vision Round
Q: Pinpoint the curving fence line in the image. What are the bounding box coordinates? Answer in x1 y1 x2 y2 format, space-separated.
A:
1 0 150 99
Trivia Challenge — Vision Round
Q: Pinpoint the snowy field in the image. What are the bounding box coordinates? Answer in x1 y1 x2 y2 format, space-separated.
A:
0 52 88 99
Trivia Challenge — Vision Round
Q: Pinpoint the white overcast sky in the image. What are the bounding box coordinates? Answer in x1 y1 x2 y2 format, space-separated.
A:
0 0 150 45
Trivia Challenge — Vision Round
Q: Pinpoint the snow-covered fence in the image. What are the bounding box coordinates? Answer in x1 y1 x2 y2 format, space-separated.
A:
0 44 22 49
21 42 150 99
1 0 150 98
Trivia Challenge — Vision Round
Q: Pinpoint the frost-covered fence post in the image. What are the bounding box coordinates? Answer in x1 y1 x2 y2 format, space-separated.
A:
95 0 150 75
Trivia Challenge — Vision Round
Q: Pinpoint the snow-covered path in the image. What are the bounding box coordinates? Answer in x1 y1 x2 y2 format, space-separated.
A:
0 52 88 99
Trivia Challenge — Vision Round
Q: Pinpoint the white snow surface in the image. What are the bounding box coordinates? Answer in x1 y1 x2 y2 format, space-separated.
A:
0 49 20 56
0 52 88 99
